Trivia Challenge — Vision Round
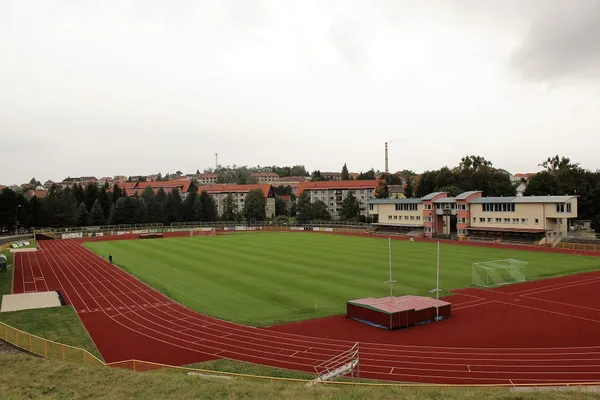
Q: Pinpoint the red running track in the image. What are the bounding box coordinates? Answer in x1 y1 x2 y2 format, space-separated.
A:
11 239 600 385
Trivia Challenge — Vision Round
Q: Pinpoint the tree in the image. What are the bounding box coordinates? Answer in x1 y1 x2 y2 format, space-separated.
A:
75 202 90 227
112 197 141 225
163 189 183 224
404 177 414 198
0 188 18 232
357 169 376 180
341 163 350 180
312 200 331 220
89 199 105 225
340 190 362 221
83 183 99 211
182 188 198 221
221 193 237 221
373 180 389 199
196 169 200 175
275 197 288 216
112 185 123 203
310 170 328 181
295 192 313 221
194 191 218 221
439 185 463 197
524 171 562 196
107 203 116 225
243 189 267 221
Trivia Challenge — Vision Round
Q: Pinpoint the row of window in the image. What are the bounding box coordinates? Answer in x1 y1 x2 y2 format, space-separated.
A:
475 217 539 225
395 204 418 211
423 203 469 210
482 203 517 212
388 215 421 221
557 203 572 213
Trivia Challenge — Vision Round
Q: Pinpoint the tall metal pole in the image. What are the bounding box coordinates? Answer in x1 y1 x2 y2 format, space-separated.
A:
436 241 440 321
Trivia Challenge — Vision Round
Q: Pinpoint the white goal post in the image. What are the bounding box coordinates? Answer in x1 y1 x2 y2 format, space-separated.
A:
472 259 528 288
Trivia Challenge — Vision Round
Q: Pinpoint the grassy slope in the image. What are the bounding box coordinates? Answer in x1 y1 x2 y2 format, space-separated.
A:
1 354 596 400
0 306 103 360
0 251 14 307
84 233 600 326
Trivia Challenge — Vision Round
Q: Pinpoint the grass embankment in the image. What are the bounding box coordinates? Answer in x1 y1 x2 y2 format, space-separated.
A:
0 306 102 360
2 353 597 400
0 251 14 307
84 233 600 326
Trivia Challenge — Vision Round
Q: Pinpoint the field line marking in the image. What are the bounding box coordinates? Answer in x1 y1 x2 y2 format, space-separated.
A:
516 277 600 297
390 367 394 374
496 300 600 324
453 301 496 311
522 294 600 313
467 365 471 372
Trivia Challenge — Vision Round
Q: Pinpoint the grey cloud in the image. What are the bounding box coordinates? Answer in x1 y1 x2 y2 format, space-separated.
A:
510 0 600 82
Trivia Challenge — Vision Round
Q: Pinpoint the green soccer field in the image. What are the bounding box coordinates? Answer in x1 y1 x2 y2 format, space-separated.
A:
84 233 600 326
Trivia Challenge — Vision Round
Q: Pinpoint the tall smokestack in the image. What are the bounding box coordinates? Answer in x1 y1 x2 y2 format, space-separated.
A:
384 142 389 173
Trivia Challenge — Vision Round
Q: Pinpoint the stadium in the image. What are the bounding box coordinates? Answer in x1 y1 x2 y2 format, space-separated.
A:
3 222 600 391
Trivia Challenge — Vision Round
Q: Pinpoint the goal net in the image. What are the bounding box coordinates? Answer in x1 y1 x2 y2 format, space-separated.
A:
472 259 528 288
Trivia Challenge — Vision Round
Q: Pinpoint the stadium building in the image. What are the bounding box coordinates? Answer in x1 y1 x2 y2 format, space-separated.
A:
368 191 578 243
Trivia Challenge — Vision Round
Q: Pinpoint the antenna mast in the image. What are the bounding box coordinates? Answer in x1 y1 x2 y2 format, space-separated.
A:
215 153 218 170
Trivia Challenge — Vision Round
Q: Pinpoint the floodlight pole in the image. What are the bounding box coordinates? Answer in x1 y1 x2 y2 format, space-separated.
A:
436 241 440 321
385 237 395 300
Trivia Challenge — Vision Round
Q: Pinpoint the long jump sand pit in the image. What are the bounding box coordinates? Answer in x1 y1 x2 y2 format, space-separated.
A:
1 291 62 313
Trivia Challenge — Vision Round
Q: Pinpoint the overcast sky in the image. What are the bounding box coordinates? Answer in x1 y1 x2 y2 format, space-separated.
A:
1 0 599 185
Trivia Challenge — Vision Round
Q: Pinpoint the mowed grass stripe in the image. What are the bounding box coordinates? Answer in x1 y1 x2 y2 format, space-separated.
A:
84 233 600 326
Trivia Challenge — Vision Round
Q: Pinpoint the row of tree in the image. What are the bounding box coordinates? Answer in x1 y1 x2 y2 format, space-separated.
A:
295 190 364 222
0 183 271 232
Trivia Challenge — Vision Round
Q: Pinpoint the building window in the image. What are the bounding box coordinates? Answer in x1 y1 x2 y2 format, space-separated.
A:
487 218 493 223
495 218 502 223
522 218 528 224
424 227 433 233
535 218 539 224
416 216 421 221
369 204 374 210
504 218 510 223
395 203 418 211
410 216 415 220
394 215 398 220
479 218 485 223
388 215 392 220
404 216 409 220
512 218 519 224
473 217 476 222
567 203 572 213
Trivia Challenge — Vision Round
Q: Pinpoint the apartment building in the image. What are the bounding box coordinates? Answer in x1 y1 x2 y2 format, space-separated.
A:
200 184 276 218
197 174 218 185
296 180 379 218
369 191 578 241
251 172 279 184
271 176 307 195
321 172 360 181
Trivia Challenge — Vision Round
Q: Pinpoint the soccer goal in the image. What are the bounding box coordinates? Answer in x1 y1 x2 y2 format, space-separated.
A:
472 259 528 288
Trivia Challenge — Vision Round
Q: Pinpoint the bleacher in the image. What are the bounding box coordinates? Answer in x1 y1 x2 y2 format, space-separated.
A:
371 225 423 237
467 230 541 246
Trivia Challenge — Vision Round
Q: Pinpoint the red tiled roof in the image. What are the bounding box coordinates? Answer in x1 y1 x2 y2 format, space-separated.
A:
296 180 379 196
136 180 192 193
115 182 138 190
199 184 272 197
514 173 537 179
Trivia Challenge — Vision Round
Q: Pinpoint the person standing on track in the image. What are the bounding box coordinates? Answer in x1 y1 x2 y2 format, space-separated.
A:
109 254 113 264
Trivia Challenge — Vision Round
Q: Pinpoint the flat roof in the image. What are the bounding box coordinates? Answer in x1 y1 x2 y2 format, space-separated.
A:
348 295 451 314
470 195 577 204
